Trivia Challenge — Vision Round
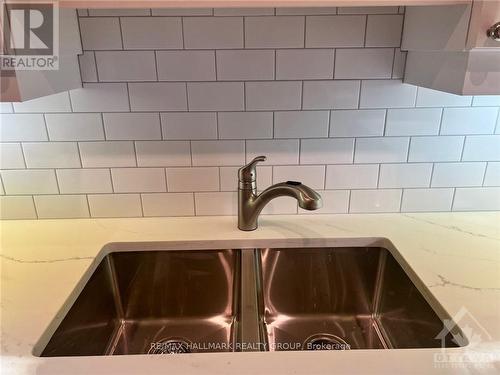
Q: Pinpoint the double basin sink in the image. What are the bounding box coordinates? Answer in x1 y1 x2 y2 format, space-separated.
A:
38 240 463 356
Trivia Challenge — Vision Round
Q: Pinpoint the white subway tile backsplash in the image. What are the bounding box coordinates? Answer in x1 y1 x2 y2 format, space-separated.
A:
360 80 417 108
88 194 142 217
0 196 37 219
56 169 113 193
12 92 71 113
191 140 245 166
365 15 403 47
274 111 329 139
484 162 500 186
183 17 243 49
187 82 244 111
334 49 394 79
129 83 187 111
350 189 402 213
79 141 136 167
247 140 299 165
0 143 24 169
303 81 360 110
409 136 464 162
245 16 304 48
79 18 122 50
401 188 454 212
121 17 183 49
299 190 349 214
301 138 354 164
355 137 409 163
472 96 500 107
273 165 325 189
306 16 365 47
216 50 274 81
161 112 217 140
453 187 500 211
103 113 161 140
338 7 398 14
385 108 442 136
214 8 274 16
151 8 212 16
167 167 219 192
218 112 273 139
194 192 237 215
95 51 157 82
379 163 432 188
326 164 379 189
462 135 500 161
1 170 58 195
392 49 407 79
432 162 486 187
34 195 90 218
112 168 166 192
88 9 150 16
276 8 337 15
1 114 47 141
142 193 195 216
135 141 191 167
441 107 498 135
46 113 104 141
276 49 334 80
330 109 386 137
416 87 473 107
0 103 13 113
157 51 216 81
246 82 302 110
70 83 129 112
23 142 80 168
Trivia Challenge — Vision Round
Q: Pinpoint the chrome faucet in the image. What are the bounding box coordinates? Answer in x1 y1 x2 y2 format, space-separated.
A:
238 156 323 231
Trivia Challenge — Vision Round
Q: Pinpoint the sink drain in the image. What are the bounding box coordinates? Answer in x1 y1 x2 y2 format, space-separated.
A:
148 338 192 354
303 334 351 351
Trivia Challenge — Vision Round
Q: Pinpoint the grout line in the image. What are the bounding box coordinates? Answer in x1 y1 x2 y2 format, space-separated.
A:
273 49 277 80
363 15 368 47
327 110 332 137
437 108 445 135
390 48 397 79
303 16 306 48
180 17 185 49
429 163 435 188
192 192 197 215
108 168 115 193
451 187 457 211
153 51 159 81
85 194 92 217
459 136 466 162
332 48 336 79
53 169 61 194
481 162 488 187
139 193 145 217
132 141 138 167
185 82 190 111
242 17 246 48
31 195 39 219
376 163 381 188
117 17 124 49
300 81 304 110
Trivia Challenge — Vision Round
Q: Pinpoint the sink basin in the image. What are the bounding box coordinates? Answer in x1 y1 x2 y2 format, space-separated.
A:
41 250 241 356
257 247 460 350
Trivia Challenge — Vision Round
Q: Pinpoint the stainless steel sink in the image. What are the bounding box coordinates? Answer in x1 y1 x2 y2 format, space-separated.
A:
39 242 463 357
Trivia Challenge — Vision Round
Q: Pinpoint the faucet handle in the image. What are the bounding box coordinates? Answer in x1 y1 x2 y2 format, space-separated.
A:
238 155 266 182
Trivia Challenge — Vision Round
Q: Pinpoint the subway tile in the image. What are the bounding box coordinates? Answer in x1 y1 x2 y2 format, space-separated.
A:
379 163 433 188
484 162 500 186
121 17 183 49
0 196 37 219
112 168 166 193
166 167 219 192
325 164 379 189
276 49 334 79
56 169 112 193
79 17 122 50
360 80 417 108
77 9 88 16
142 193 195 216
88 194 142 218
365 15 403 47
334 49 393 79
276 8 337 15
401 188 454 212
187 82 244 111
246 140 299 165
103 113 161 140
274 111 329 138
432 162 486 187
128 83 187 111
194 192 237 215
338 6 399 14
245 16 304 48
23 142 80 168
214 8 274 16
298 190 349 214
261 196 298 215
12 92 71 113
0 114 47 141
0 143 24 169
385 108 442 136
409 136 464 162
303 80 360 110
1 170 58 194
472 96 500 107
152 8 212 16
216 50 274 80
273 165 325 189
350 189 402 213
183 17 243 49
0 103 13 113
330 109 386 137
392 49 407 79
95 51 157 81
246 82 302 110
79 141 136 167
45 113 104 141
218 112 273 139
191 140 245 166
70 83 129 112
161 112 217 140
135 141 191 167
301 138 354 164
416 87 472 107
453 187 500 211
220 166 272 191
441 107 498 135
462 135 500 161
306 16 365 47
88 9 150 16
355 137 409 163
34 195 89 219
157 51 216 81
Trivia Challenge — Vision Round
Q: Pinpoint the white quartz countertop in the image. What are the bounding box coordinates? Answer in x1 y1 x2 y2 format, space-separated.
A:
1 212 500 374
